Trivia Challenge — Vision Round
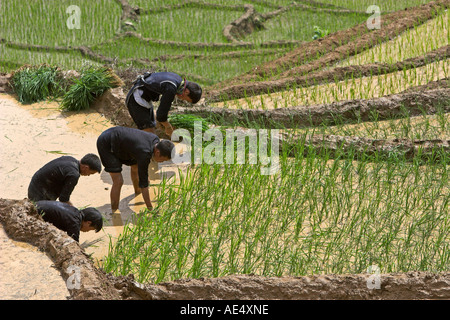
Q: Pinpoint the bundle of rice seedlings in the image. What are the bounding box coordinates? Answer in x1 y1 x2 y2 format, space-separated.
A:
168 113 210 135
10 64 61 104
60 66 123 111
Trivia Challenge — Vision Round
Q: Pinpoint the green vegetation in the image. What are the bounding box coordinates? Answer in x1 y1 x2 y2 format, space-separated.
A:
169 114 210 135
60 66 123 111
2 0 449 286
10 64 61 104
2 0 429 86
318 0 434 11
312 26 330 40
103 143 449 283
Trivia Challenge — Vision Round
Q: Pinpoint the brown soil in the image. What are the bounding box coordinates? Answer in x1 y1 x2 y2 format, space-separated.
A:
2 198 450 300
402 77 450 93
207 0 450 100
280 132 450 161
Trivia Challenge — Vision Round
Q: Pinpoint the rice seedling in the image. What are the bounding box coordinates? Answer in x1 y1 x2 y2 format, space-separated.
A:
212 58 449 109
0 0 121 47
168 114 210 135
10 64 62 104
313 0 432 12
60 66 123 111
338 10 448 66
102 139 449 283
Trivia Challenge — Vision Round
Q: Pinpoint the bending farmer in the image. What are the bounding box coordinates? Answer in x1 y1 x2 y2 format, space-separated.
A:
35 200 103 242
96 126 175 212
126 71 202 136
28 154 102 206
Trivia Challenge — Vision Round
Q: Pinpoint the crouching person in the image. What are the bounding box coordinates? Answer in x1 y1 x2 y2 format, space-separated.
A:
35 200 103 242
28 153 102 206
96 126 175 212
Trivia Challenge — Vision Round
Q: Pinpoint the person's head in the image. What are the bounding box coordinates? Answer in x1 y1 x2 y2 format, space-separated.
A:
80 207 103 232
80 153 102 176
153 140 175 163
177 81 202 104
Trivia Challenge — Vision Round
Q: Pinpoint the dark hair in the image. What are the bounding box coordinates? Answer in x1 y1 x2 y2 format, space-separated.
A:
81 153 102 173
156 140 175 159
81 207 103 232
186 81 202 104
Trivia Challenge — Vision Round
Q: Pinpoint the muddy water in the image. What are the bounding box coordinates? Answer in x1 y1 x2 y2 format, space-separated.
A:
0 226 70 299
0 93 188 296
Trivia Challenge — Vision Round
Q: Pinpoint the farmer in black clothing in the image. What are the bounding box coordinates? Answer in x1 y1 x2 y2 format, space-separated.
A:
35 200 103 242
28 154 102 206
96 126 175 212
126 71 202 136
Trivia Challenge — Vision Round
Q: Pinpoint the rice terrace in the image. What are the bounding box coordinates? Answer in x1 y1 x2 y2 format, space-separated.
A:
0 0 449 302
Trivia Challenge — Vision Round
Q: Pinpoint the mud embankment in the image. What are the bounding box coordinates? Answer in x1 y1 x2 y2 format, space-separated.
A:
2 199 450 300
175 89 450 128
0 199 126 300
280 133 449 161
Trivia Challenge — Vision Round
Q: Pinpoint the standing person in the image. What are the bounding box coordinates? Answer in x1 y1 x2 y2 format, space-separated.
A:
96 126 175 212
28 154 102 206
125 71 202 136
35 200 103 242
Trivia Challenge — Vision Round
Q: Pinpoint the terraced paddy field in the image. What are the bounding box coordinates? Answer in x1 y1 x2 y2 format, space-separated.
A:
0 0 449 301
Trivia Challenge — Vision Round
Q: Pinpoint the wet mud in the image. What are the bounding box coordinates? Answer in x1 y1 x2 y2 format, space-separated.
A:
0 225 70 300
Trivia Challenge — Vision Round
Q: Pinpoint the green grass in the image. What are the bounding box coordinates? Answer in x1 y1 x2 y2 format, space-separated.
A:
60 66 123 111
0 0 121 47
10 64 61 104
244 7 367 43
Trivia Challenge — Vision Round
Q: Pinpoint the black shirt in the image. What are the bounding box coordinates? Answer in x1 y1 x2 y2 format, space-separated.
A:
109 126 160 188
35 200 82 242
28 156 80 203
128 72 184 122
